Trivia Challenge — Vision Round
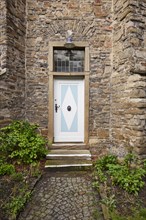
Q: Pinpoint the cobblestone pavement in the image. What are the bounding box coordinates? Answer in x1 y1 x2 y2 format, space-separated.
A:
18 171 103 220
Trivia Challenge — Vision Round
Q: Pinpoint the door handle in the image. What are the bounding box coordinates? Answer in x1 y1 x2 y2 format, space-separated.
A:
55 104 60 113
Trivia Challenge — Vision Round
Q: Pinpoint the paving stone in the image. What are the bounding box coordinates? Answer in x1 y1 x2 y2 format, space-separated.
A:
18 171 103 220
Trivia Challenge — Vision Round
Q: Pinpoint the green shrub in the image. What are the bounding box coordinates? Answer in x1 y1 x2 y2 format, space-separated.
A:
95 154 118 171
0 163 15 176
110 208 146 220
94 154 118 183
4 191 31 219
101 194 116 211
0 120 48 164
108 163 145 194
94 154 146 195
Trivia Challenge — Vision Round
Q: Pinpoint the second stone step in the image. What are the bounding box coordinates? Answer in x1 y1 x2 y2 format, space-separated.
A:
46 150 91 160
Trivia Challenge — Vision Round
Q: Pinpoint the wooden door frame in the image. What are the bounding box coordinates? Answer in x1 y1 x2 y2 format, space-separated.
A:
48 41 90 144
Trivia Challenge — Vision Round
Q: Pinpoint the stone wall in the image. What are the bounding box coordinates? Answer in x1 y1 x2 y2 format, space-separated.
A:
25 0 112 147
111 0 146 157
0 0 7 76
0 0 26 127
0 0 145 158
0 0 8 126
128 0 146 157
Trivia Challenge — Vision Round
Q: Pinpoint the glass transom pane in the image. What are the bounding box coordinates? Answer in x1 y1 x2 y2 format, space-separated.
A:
53 48 85 72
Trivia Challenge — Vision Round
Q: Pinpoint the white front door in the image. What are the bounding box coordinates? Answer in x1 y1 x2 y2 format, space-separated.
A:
54 78 84 142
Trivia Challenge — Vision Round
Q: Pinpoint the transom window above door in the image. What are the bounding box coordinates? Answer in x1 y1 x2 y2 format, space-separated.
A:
53 48 85 72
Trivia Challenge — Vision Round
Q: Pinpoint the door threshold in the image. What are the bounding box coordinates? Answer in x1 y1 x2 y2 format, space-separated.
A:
52 143 86 146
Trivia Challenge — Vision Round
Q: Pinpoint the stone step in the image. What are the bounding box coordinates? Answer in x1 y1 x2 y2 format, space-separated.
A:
51 144 89 150
45 149 92 171
46 150 91 160
45 159 92 171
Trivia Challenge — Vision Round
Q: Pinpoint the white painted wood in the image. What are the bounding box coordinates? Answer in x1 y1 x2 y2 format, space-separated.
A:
52 143 86 146
54 78 84 142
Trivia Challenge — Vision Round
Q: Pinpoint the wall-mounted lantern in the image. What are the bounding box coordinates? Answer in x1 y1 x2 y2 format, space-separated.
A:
64 30 75 48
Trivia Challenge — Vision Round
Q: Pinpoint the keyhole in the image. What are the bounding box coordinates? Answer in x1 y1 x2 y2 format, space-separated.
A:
67 106 71 111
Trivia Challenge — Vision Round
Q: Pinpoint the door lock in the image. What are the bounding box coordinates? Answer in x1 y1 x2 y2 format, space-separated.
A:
67 106 71 111
55 104 60 113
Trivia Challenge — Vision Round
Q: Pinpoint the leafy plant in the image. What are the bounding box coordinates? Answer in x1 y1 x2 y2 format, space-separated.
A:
11 172 24 181
94 154 146 220
92 180 100 190
101 194 116 212
94 154 118 183
95 154 118 171
143 159 146 170
94 154 146 195
138 208 146 219
0 120 48 164
29 162 41 177
110 208 146 220
4 191 31 219
123 153 137 168
92 209 103 219
110 211 128 220
107 154 146 195
0 120 48 219
0 163 15 175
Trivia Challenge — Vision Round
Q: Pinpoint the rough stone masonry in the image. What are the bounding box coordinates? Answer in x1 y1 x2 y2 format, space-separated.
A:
0 0 146 158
